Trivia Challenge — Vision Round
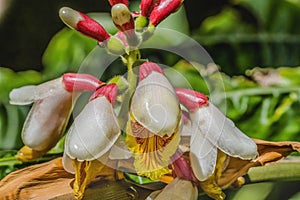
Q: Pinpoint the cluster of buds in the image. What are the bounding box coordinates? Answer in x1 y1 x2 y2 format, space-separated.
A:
59 0 183 54
9 1 258 200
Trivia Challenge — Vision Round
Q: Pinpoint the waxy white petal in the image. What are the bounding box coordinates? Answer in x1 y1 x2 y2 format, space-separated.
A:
62 151 75 174
109 138 132 160
21 87 74 151
9 77 66 105
147 177 198 200
190 133 217 181
190 103 258 160
131 72 180 136
65 96 120 161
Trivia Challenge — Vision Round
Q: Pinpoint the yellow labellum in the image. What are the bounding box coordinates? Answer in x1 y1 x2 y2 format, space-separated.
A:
72 159 105 200
199 150 227 200
126 117 180 180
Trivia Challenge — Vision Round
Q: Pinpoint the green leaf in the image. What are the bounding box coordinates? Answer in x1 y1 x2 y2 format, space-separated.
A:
215 66 300 141
42 12 118 79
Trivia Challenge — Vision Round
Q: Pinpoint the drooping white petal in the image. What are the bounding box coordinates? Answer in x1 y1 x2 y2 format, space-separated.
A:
109 137 132 160
21 88 74 151
147 177 198 200
62 151 75 174
131 72 180 136
190 102 258 160
9 77 66 105
189 129 218 181
65 96 120 161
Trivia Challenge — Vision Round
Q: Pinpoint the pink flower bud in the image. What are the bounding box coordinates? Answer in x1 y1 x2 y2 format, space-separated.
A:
171 152 198 183
89 84 118 105
175 88 208 112
140 0 161 17
149 0 183 26
62 73 103 92
139 62 164 81
108 0 129 6
59 7 110 42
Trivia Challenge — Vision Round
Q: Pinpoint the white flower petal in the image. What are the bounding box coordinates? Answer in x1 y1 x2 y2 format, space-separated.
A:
131 72 180 136
21 89 73 151
190 102 258 160
9 77 65 105
62 151 75 174
65 96 120 161
190 132 217 181
150 177 198 200
109 137 132 160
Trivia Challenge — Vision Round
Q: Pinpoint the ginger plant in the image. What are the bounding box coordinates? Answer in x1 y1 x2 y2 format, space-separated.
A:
9 1 261 199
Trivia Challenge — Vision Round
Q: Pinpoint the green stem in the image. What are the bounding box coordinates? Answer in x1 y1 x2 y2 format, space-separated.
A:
247 160 300 183
117 49 140 129
216 86 300 100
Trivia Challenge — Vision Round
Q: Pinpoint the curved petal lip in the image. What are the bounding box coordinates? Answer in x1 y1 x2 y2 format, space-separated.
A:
65 97 121 161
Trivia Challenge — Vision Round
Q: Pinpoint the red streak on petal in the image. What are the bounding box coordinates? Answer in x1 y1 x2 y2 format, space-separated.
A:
175 88 208 112
139 62 164 81
89 84 118 105
77 13 110 42
62 73 103 92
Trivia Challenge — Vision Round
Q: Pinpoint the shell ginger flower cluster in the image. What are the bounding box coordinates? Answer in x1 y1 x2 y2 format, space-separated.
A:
9 0 258 200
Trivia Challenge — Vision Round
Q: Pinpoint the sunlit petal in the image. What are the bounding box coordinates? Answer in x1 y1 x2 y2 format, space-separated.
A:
65 96 120 161
9 77 65 105
190 103 258 160
131 72 180 136
147 177 198 200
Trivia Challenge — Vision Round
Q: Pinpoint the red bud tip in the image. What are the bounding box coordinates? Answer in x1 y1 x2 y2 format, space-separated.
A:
108 0 129 6
171 152 198 183
59 7 110 42
89 84 118 105
62 73 103 92
175 88 208 112
149 0 183 26
139 62 164 81
140 0 161 17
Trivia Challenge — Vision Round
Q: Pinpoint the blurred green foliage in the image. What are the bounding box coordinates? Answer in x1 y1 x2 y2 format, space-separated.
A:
194 0 300 75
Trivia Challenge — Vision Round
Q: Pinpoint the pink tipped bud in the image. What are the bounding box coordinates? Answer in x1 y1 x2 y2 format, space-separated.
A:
140 0 161 17
108 0 129 6
175 88 208 112
171 152 198 183
62 73 103 92
111 4 138 45
89 84 118 105
111 4 133 31
59 7 110 42
139 62 164 81
149 0 183 26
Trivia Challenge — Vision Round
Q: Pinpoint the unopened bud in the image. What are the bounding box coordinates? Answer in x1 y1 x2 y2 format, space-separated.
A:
111 3 139 46
108 0 129 6
106 36 126 55
149 0 183 26
59 7 110 42
140 0 160 17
